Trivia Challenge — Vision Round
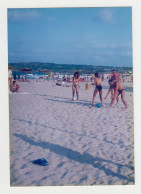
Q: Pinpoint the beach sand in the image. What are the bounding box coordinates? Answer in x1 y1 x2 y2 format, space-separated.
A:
9 79 134 186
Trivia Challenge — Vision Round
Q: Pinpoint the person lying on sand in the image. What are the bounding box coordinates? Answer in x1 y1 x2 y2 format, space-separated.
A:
72 72 80 101
91 72 103 107
110 80 127 109
105 79 119 104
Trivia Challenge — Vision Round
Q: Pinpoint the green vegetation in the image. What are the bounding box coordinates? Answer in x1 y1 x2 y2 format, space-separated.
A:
8 62 133 74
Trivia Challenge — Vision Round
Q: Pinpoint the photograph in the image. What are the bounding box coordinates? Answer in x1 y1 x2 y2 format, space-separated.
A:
8 7 134 186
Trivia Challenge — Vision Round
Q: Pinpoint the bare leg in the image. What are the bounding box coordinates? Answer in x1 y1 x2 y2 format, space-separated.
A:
76 86 79 100
121 90 128 108
72 86 75 98
116 96 119 104
92 88 98 106
99 90 103 106
111 89 119 105
110 92 119 107
16 85 20 92
111 89 115 103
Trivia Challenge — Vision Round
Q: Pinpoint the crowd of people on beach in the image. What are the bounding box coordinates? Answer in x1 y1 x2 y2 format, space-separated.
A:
72 70 128 109
8 70 31 93
8 71 20 93
8 67 128 109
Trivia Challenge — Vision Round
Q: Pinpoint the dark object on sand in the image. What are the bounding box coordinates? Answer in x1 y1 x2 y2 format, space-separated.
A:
32 158 48 166
97 103 102 108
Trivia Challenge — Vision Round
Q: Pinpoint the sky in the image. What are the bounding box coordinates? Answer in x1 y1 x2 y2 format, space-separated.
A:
8 7 133 67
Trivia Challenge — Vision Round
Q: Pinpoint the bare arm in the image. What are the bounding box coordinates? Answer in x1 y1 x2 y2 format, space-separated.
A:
73 76 76 83
78 76 80 88
94 77 96 85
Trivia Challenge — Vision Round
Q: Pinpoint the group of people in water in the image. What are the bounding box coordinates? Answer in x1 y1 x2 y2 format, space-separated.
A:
72 70 128 109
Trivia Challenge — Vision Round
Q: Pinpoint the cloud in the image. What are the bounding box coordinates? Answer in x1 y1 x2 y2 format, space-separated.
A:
118 50 132 57
91 43 109 49
8 52 15 56
91 43 117 49
91 42 132 50
119 42 132 49
45 16 56 22
69 41 83 49
98 8 115 23
90 55 101 60
74 44 83 49
19 38 29 43
8 9 42 22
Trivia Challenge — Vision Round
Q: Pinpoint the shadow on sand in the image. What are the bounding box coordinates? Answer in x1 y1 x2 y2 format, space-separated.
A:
14 133 134 184
13 118 99 141
34 93 91 106
44 98 91 106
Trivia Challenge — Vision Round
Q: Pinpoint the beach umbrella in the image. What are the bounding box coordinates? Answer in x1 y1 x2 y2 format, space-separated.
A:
20 68 33 73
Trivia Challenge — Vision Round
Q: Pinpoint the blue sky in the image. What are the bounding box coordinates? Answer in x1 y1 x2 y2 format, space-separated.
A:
8 7 132 67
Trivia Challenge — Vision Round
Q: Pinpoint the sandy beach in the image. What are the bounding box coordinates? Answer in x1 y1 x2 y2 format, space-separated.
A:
9 79 134 186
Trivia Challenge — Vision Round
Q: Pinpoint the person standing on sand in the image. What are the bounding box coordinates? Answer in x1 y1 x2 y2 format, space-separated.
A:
72 72 80 101
91 72 103 107
105 79 119 104
111 69 121 82
101 73 104 81
110 80 128 109
13 72 17 81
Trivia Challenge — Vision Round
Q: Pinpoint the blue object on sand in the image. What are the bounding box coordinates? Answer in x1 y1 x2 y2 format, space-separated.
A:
97 103 102 108
32 158 48 166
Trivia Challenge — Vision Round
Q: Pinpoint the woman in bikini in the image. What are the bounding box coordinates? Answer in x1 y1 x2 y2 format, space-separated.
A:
91 72 103 107
72 72 80 101
110 81 127 109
